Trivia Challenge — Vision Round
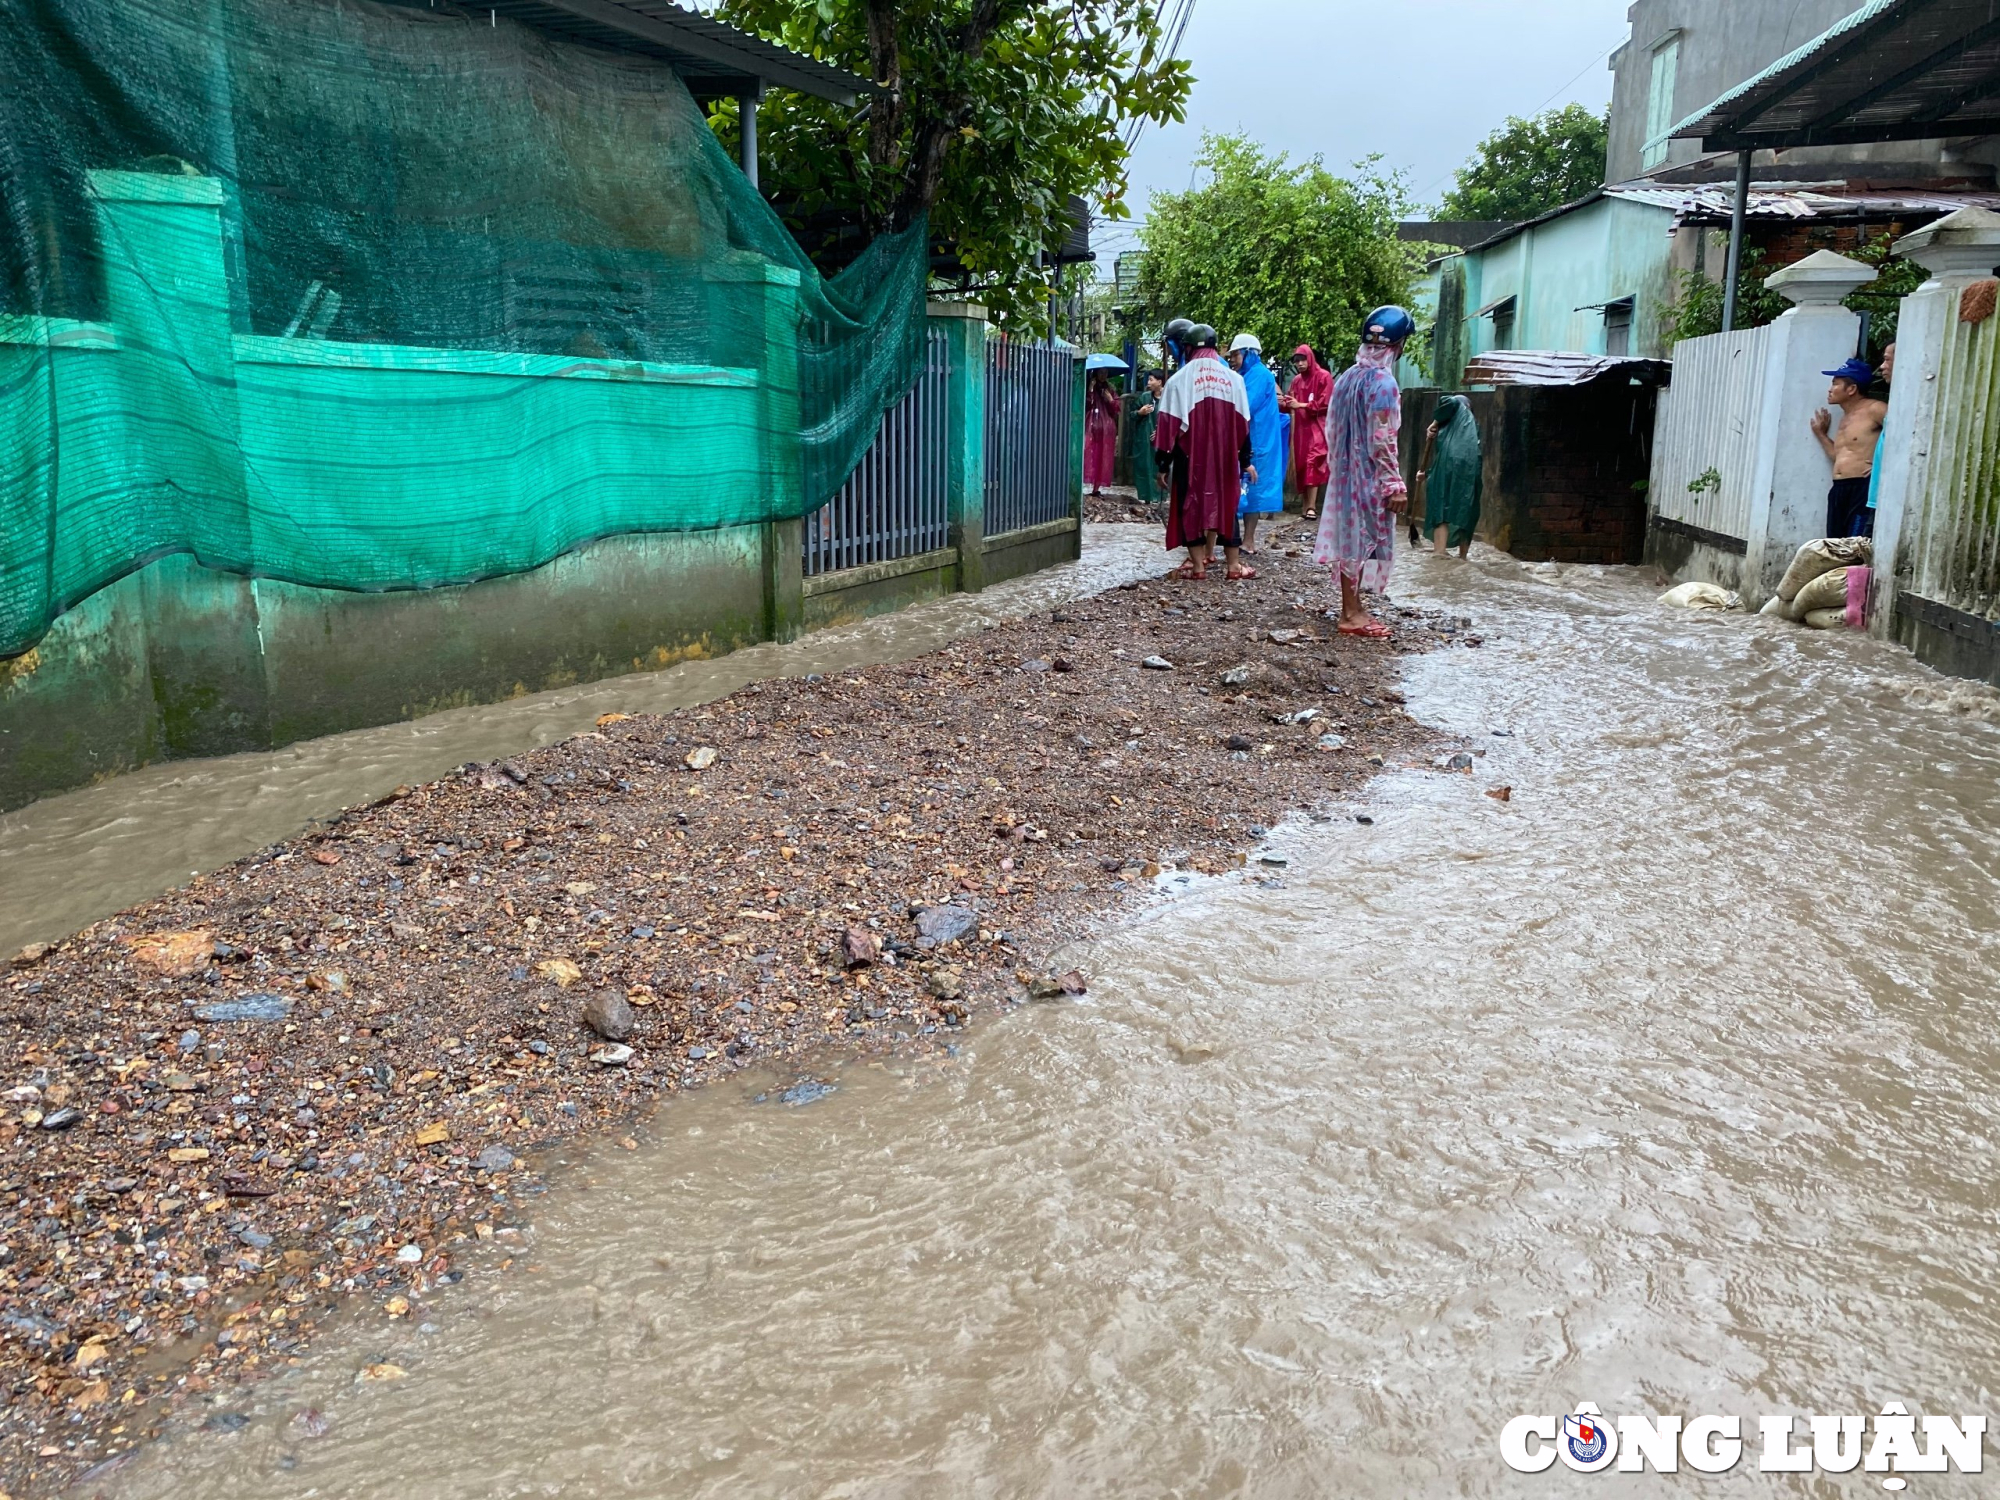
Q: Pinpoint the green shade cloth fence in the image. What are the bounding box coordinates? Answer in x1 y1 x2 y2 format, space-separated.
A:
0 0 928 658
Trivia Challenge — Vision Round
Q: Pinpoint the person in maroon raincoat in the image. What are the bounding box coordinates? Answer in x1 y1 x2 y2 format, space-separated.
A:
1153 324 1257 580
1084 369 1120 495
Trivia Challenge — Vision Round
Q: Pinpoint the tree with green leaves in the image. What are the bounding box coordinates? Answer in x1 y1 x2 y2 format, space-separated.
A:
710 0 1191 331
1131 133 1422 369
1438 104 1608 222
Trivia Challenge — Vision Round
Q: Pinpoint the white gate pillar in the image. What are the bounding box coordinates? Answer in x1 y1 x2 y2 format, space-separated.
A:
1741 250 1875 604
1870 207 2000 633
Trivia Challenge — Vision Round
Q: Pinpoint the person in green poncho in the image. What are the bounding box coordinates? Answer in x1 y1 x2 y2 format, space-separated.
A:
1416 394 1483 558
1130 369 1166 509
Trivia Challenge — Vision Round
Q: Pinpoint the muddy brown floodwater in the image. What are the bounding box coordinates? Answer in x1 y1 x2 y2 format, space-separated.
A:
68 545 2000 1495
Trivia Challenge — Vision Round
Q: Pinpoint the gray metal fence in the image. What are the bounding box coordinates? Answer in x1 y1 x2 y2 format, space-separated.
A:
985 336 1075 536
804 327 951 577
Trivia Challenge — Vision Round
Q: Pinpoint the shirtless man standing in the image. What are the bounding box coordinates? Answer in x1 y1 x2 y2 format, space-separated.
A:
1809 357 1889 538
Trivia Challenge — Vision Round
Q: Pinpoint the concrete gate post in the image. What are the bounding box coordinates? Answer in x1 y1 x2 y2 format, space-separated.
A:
930 300 990 593
86 170 273 756
1869 207 2000 633
1741 250 1875 604
1069 348 1088 524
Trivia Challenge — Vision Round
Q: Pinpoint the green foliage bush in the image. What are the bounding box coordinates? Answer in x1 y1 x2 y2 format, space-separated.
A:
1131 133 1423 367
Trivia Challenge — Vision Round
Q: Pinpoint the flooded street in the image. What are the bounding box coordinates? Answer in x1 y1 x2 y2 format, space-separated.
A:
77 546 2000 1495
0 529 1168 959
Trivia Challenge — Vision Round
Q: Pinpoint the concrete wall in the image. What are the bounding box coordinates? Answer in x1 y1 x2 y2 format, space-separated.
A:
1 273 1083 812
1461 196 1679 362
1606 0 1949 183
1643 258 1873 604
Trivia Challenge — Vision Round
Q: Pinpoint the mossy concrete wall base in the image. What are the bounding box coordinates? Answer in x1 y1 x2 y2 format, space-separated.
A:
256 528 767 746
0 528 769 814
984 519 1081 584
802 548 959 632
142 559 272 757
0 578 158 808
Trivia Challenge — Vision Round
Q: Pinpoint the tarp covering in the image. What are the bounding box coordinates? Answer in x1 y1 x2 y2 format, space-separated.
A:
0 0 929 657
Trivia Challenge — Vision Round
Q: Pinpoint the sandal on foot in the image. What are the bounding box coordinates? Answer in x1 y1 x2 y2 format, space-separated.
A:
1226 564 1259 580
1174 562 1205 581
1338 619 1392 638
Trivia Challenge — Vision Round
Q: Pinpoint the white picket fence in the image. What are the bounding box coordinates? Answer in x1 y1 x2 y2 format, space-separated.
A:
1649 323 1774 545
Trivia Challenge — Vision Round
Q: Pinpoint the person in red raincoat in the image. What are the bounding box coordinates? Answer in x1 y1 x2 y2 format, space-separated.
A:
1279 344 1332 518
1084 370 1120 495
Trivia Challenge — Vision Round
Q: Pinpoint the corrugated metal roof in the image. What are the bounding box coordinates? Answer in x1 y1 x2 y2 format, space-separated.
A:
485 0 875 103
1447 179 1998 262
1457 191 1607 255
1670 0 2000 151
1398 220 1521 248
1462 351 1672 388
1605 182 2000 222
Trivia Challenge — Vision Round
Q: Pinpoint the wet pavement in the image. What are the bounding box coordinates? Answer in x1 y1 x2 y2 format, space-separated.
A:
57 543 2000 1495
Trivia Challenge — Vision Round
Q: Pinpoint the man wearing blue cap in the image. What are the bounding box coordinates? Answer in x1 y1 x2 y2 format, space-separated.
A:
1809 357 1888 538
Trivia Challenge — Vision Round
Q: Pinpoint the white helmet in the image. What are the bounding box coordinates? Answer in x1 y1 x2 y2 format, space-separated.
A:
1228 332 1262 355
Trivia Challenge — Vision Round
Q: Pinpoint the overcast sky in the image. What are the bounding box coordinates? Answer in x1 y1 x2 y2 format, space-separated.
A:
1100 0 1633 259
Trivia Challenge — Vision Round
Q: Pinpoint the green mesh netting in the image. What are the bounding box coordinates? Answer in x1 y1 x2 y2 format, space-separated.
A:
0 0 929 657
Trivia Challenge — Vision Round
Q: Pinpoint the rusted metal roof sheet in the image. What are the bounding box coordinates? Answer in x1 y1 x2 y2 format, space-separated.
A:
1462 351 1673 389
1670 0 2000 151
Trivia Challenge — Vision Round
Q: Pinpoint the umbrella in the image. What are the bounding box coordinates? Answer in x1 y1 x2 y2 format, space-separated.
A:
1085 353 1129 371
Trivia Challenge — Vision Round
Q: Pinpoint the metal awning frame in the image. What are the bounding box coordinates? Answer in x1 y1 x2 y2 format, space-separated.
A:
1661 0 2000 331
1670 0 2000 152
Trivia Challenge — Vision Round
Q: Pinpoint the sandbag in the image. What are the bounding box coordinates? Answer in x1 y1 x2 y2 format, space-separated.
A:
1793 566 1853 615
1659 581 1741 610
1777 537 1874 602
1804 607 1853 630
1758 594 1806 621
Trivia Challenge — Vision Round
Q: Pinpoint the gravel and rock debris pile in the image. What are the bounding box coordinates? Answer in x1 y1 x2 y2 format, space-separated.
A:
1082 486 1157 524
0 527 1469 1491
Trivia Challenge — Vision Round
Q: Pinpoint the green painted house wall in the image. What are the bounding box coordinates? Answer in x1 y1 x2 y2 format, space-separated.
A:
1459 195 1679 366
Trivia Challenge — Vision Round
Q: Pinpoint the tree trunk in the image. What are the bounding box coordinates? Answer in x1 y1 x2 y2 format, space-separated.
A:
888 0 1007 227
863 0 902 235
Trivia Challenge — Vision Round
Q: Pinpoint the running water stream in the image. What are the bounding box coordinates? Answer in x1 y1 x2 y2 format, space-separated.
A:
62 544 2000 1496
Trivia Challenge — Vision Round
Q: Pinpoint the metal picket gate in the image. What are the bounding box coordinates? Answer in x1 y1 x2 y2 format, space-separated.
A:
804 326 952 576
984 336 1075 536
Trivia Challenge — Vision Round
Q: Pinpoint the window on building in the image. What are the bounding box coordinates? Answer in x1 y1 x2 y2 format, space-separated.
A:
1603 297 1634 356
1641 34 1682 171
1490 297 1516 351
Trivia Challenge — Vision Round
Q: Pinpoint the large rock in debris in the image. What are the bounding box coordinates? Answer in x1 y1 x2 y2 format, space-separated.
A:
581 987 634 1042
913 906 978 950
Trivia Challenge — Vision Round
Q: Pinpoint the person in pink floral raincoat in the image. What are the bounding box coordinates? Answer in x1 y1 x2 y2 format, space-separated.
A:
1315 306 1413 637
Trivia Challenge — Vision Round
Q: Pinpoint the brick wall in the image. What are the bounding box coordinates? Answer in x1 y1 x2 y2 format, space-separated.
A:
1402 380 1656 564
1750 217 1916 267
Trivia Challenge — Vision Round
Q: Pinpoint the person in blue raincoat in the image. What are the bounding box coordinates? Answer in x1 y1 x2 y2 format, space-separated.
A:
1229 333 1286 555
